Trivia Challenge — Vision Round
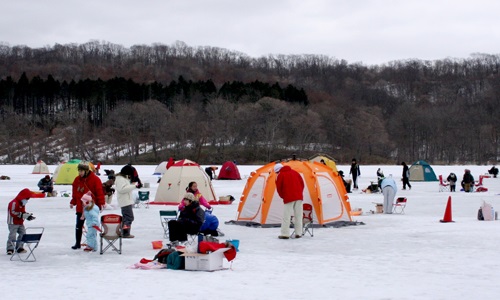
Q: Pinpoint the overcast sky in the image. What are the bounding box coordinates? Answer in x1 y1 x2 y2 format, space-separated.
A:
1 0 499 65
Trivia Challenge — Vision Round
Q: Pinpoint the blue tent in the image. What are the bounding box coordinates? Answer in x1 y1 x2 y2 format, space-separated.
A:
409 160 438 181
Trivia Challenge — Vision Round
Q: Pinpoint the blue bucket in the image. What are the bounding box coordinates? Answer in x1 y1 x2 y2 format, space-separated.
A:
227 239 240 252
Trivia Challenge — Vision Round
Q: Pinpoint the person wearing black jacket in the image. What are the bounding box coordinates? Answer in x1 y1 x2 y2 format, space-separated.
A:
167 192 205 242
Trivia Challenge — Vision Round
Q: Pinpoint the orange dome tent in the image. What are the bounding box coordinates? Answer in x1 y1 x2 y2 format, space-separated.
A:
234 159 353 227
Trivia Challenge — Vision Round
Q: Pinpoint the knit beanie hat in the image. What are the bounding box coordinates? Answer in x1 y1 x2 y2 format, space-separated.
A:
120 165 134 178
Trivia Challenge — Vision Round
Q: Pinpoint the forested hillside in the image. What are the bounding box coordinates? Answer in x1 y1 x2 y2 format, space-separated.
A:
0 40 499 165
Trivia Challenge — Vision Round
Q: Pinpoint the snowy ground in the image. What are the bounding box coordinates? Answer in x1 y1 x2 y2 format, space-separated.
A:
1 163 499 300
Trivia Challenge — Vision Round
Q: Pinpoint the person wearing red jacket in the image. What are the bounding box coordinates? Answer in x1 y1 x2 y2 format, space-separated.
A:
274 163 305 239
69 162 105 250
7 188 36 255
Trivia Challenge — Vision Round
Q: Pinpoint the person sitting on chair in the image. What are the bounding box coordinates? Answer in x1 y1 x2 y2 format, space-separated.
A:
38 175 54 195
168 193 205 243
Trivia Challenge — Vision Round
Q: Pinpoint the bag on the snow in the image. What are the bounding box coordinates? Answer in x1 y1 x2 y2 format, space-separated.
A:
153 248 175 264
166 251 185 270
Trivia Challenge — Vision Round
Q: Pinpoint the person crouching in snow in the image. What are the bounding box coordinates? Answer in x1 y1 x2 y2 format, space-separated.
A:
81 192 100 252
6 188 36 255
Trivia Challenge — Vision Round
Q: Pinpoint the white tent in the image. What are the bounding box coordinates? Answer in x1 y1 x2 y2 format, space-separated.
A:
152 159 217 205
153 161 168 175
32 160 50 174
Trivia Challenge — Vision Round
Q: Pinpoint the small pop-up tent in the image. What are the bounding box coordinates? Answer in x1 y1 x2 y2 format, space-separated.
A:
153 161 168 175
218 161 241 180
32 160 50 174
409 160 438 181
152 159 217 205
309 154 338 173
54 159 96 185
234 160 353 227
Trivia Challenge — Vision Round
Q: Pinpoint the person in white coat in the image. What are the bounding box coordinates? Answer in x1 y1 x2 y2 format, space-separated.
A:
380 176 397 214
115 165 138 238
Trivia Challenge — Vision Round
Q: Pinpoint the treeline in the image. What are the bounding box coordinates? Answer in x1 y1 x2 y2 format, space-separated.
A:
0 40 499 165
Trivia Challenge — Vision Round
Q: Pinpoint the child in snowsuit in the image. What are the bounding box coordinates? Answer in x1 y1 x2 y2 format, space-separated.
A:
81 192 100 252
6 188 36 255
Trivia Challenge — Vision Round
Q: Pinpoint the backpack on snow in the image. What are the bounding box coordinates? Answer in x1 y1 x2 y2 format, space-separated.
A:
153 248 175 264
166 251 185 270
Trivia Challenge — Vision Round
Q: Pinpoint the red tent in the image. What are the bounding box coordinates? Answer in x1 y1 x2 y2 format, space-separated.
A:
218 161 241 180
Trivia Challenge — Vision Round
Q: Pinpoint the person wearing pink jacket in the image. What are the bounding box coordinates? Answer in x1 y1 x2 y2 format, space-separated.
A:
178 181 212 210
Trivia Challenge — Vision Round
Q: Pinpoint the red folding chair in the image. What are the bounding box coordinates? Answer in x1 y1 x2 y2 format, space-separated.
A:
392 197 407 214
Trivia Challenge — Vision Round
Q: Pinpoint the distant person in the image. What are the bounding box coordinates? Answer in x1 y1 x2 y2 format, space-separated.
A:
102 175 115 207
338 170 351 193
37 175 54 195
349 158 360 190
461 169 474 192
381 176 397 214
69 162 104 250
275 163 305 239
488 166 498 178
95 161 102 176
320 159 326 165
401 162 412 190
205 166 218 181
447 173 458 192
6 188 35 255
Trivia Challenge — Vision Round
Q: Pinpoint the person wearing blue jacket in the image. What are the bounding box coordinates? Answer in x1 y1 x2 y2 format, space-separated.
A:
200 211 219 236
381 176 397 214
81 192 100 252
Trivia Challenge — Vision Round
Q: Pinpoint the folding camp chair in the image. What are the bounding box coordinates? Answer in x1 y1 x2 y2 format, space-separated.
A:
100 214 122 255
392 197 407 214
159 210 178 239
10 227 44 262
291 203 314 237
134 191 150 208
438 175 449 192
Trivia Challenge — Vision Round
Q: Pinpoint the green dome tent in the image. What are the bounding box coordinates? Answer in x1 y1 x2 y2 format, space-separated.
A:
409 160 438 181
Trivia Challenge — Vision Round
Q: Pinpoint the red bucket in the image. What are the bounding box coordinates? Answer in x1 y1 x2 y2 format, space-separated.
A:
151 240 163 249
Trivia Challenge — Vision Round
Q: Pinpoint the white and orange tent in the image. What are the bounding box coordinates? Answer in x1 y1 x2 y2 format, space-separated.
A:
152 159 217 205
32 160 50 174
234 160 352 227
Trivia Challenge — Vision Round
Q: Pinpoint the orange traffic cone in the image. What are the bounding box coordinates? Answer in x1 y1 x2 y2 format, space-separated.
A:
440 196 454 223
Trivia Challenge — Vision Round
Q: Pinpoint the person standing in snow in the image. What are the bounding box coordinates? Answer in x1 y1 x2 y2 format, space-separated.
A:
81 192 100 252
401 162 412 190
115 165 138 238
70 162 105 250
6 188 35 255
349 158 361 190
381 176 397 214
275 163 305 239
447 173 458 192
